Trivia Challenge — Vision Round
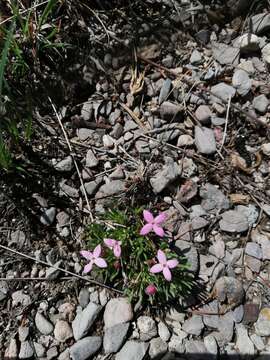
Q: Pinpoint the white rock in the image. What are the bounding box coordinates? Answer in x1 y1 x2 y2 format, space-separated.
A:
137 316 157 341
262 43 270 66
54 320 73 342
253 95 269 114
115 340 149 360
69 336 101 360
261 143 270 156
35 312 54 335
103 298 133 329
194 126 216 154
19 341 34 359
204 335 218 355
85 149 99 168
234 33 261 52
177 134 194 147
158 321 171 342
236 324 254 355
5 339 18 358
232 69 251 96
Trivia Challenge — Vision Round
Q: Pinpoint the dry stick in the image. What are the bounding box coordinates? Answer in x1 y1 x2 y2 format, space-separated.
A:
0 276 73 281
49 97 94 223
0 244 123 294
220 95 231 152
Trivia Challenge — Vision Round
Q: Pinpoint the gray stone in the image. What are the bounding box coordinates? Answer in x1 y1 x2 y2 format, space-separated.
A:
137 316 157 341
46 260 62 279
95 180 125 200
85 149 99 168
234 33 261 52
115 340 149 360
82 178 102 196
262 43 270 67
103 322 129 353
78 288 90 308
250 334 265 351
12 290 31 307
212 42 240 65
150 158 181 194
35 312 54 335
245 242 262 259
104 297 133 328
111 123 123 139
256 233 270 260
255 308 270 336
185 340 207 354
109 166 125 180
159 79 172 105
191 217 209 230
190 49 202 65
60 182 79 198
124 120 138 132
158 321 171 342
157 127 180 142
245 254 261 272
209 239 225 259
177 134 194 147
232 69 251 96
159 101 182 120
54 320 73 342
262 143 270 156
236 324 255 355
182 315 204 336
149 337 168 359
196 30 211 45
18 326 29 341
9 230 27 248
251 13 270 34
70 336 102 360
175 240 199 273
194 126 216 154
253 95 269 114
81 101 93 121
77 128 97 142
219 210 249 233
40 207 56 226
19 341 34 359
47 346 58 360
200 183 229 211
33 342 46 357
5 339 18 359
54 156 73 172
211 312 235 347
195 105 212 124
58 348 70 360
204 335 218 356
236 204 259 226
168 335 185 354
72 302 102 340
210 83 236 104
233 305 244 323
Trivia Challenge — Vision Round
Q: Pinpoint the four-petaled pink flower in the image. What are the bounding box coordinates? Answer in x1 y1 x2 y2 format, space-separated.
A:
140 210 166 237
104 238 122 258
150 250 178 281
80 245 107 273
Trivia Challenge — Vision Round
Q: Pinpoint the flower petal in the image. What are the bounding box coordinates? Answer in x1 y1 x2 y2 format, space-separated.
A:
83 262 93 273
153 224 165 237
167 259 179 269
154 212 166 224
143 210 154 223
80 250 93 260
114 243 121 258
140 223 153 235
93 244 101 258
163 266 172 281
150 263 163 273
104 238 115 248
157 249 167 265
94 257 107 268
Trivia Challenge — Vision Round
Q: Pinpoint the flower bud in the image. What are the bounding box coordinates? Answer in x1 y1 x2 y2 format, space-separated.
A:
113 260 121 270
145 284 157 296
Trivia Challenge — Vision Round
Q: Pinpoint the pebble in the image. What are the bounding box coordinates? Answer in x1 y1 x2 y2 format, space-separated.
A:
236 204 259 226
210 83 236 103
103 298 133 328
243 303 260 324
219 210 249 233
150 158 181 194
81 101 93 121
46 260 62 279
245 254 261 272
158 321 171 342
72 302 102 340
60 182 79 198
185 339 207 354
54 156 73 172
40 207 56 226
212 42 239 65
5 339 18 358
262 143 270 156
182 315 204 336
235 324 255 355
54 320 73 342
115 340 149 360
232 69 252 96
245 242 262 259
238 59 255 74
174 240 199 273
209 239 225 259
103 322 129 353
58 348 70 360
85 149 99 168
18 326 29 341
159 101 182 120
137 316 157 341
200 183 229 211
195 105 212 124
251 13 270 34
234 33 261 52
78 288 90 308
168 335 185 354
159 78 172 105
253 95 269 114
250 333 265 351
262 43 270 67
19 341 34 359
255 308 270 336
12 290 31 307
190 49 203 65
82 178 103 196
33 342 46 358
35 312 54 335
47 346 58 360
69 336 102 360
233 305 244 323
194 126 216 154
149 337 168 359
95 180 126 199
177 134 194 147
213 276 244 307
204 335 218 356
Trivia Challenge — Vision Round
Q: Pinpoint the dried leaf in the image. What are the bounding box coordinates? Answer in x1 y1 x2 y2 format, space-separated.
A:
229 193 250 205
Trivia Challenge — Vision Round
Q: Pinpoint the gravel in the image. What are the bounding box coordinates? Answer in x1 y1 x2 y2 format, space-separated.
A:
72 302 102 340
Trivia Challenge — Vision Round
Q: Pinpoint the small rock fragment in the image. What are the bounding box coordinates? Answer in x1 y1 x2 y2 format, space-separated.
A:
104 298 133 328
194 126 216 154
232 69 251 96
253 95 269 114
219 210 249 233
150 158 181 194
35 312 54 335
251 13 270 35
40 207 56 226
72 302 102 340
19 341 34 359
115 340 149 360
210 83 236 103
236 324 255 355
54 156 73 172
137 316 157 341
69 336 102 360
182 315 204 336
255 308 270 336
149 337 168 359
54 320 73 342
103 322 129 353
85 149 99 168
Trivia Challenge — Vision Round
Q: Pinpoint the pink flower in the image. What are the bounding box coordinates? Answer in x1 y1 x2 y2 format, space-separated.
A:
80 245 107 273
104 238 122 257
150 250 178 281
145 284 157 295
140 210 166 237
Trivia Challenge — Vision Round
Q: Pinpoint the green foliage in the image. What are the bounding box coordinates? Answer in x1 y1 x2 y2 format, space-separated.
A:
84 208 194 305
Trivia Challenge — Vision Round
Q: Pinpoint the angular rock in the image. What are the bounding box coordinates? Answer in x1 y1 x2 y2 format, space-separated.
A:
232 69 251 96
212 42 239 65
5 339 18 359
177 134 194 147
33 342 46 358
149 337 168 359
204 335 218 357
195 105 212 124
236 324 254 355
168 335 185 354
103 322 129 353
104 297 133 328
159 101 182 120
159 78 172 105
253 95 269 114
185 340 207 355
210 83 236 103
19 341 34 359
82 178 102 196
40 207 56 226
158 321 171 342
219 210 249 233
262 43 270 67
35 312 54 335
85 149 99 168
236 204 259 226
190 49 202 65
255 308 270 336
54 320 73 342
69 336 102 360
212 276 244 308
233 305 244 323
137 316 157 341
95 180 126 200
245 242 262 259
182 315 204 336
46 260 62 280
234 33 261 52
174 240 199 273
194 126 216 154
115 340 149 360
72 302 102 340
54 156 73 172
150 158 181 194
251 13 270 34
200 183 230 211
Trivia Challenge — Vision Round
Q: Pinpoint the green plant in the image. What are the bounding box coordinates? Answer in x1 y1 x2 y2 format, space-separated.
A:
83 208 194 305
